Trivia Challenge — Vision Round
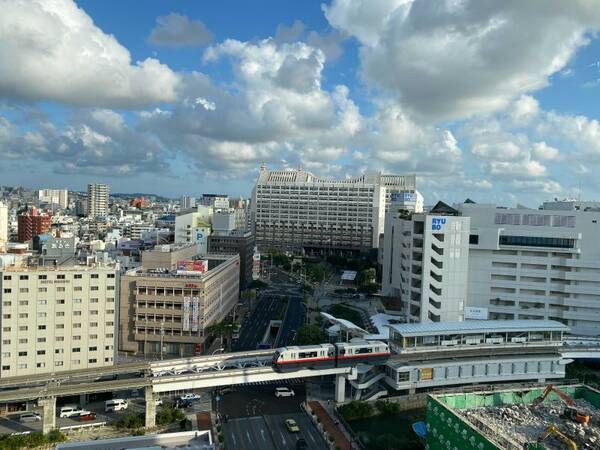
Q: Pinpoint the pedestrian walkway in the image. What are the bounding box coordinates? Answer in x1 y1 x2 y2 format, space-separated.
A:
308 401 352 450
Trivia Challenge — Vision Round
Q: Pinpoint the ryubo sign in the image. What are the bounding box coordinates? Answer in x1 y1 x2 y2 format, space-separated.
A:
431 217 447 231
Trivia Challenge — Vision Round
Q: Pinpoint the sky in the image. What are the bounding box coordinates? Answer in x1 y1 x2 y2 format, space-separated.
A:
1 1 600 205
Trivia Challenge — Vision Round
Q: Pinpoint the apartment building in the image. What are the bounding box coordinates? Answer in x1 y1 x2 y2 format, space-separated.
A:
119 254 240 357
86 183 109 217
38 189 68 209
459 201 600 336
0 202 7 251
251 167 417 254
17 208 52 243
0 263 118 378
382 202 470 323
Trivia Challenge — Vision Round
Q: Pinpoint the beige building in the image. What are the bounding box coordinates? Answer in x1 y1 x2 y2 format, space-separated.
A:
38 189 68 209
86 183 109 217
0 264 118 378
141 243 200 271
119 254 240 357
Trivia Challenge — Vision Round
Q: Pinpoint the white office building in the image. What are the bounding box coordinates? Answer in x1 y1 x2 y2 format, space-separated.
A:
86 183 109 217
382 202 470 323
174 206 213 255
0 263 118 378
38 189 68 209
180 196 196 210
459 201 600 336
0 202 7 252
251 167 418 253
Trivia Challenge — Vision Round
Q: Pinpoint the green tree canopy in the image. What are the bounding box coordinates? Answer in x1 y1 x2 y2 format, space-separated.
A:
295 324 326 345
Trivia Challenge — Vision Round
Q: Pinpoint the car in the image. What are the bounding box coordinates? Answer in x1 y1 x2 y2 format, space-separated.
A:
78 411 97 421
285 418 300 433
275 387 295 398
179 393 200 402
175 399 193 409
59 405 84 418
296 438 308 450
19 412 41 423
105 399 128 412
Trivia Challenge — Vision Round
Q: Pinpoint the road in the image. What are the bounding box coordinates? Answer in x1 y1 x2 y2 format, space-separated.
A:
233 296 284 351
224 413 327 450
277 294 305 347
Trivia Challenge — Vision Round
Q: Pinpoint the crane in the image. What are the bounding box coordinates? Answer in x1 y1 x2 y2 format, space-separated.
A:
536 424 577 450
532 384 590 425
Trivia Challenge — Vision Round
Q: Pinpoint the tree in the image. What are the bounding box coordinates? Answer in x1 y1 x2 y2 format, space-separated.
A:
206 320 234 346
248 279 268 290
295 324 326 345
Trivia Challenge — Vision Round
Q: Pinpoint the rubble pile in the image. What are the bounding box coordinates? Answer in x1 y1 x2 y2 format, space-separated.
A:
459 400 600 450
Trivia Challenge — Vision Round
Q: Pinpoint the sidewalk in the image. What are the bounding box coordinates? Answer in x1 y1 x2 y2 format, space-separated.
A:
308 401 352 450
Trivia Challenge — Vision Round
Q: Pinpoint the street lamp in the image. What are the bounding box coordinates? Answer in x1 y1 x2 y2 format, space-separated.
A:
212 348 224 355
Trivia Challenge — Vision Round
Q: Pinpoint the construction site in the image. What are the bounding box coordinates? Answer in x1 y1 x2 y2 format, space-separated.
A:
426 384 600 450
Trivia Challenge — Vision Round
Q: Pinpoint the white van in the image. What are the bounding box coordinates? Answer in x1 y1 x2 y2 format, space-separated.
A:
105 399 128 412
59 405 84 418
275 387 295 398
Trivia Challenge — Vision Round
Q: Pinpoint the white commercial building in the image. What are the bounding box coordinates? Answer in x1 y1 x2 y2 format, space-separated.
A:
251 167 418 253
459 201 600 336
382 202 470 323
86 183 109 217
0 202 7 252
0 263 118 378
174 206 213 255
180 196 196 210
38 189 68 209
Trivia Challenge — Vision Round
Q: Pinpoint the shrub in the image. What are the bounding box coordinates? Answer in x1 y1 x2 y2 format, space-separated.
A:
338 401 375 421
375 400 400 416
112 412 144 430
0 430 66 450
156 405 185 427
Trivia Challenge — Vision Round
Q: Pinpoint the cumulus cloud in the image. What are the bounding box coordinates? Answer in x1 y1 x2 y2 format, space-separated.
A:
325 0 600 121
0 0 180 108
148 13 213 47
275 20 345 61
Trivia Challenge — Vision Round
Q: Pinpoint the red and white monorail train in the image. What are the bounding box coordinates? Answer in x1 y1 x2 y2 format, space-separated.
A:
272 341 390 372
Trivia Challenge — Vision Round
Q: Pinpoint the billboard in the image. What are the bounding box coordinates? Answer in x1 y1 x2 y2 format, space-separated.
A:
177 259 208 275
252 250 261 280
464 306 489 320
191 297 199 332
182 297 191 331
391 191 417 204
431 217 447 231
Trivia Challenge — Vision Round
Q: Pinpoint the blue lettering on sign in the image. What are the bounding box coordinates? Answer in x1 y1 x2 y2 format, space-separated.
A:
431 217 447 231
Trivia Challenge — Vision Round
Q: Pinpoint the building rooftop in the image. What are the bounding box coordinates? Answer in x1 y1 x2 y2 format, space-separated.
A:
387 320 569 337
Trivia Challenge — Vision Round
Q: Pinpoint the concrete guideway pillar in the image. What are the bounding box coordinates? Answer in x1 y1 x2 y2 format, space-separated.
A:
335 374 346 404
38 396 56 434
145 385 157 429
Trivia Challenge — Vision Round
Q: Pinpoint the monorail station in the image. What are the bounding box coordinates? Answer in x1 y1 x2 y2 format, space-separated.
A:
382 320 569 393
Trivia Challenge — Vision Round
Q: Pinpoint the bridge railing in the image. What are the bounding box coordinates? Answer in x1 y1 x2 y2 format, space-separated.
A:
59 421 108 433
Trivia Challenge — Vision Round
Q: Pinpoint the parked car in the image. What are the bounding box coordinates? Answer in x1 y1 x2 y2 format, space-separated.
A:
180 393 200 402
175 399 193 409
78 411 97 421
275 387 295 398
285 418 300 433
59 405 84 418
105 399 128 413
19 412 41 423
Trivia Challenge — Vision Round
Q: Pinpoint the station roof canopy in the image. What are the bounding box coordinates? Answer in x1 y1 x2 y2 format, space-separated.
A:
386 320 569 338
321 312 368 336
340 270 357 281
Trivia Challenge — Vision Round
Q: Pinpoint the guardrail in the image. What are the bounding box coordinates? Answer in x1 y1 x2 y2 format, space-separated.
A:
59 421 107 432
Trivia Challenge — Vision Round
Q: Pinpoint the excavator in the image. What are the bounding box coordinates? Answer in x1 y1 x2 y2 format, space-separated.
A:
532 384 590 425
536 424 577 450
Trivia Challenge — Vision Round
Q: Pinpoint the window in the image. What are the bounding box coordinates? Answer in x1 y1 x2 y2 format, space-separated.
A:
72 347 80 353
106 333 114 338
73 311 82 316
91 274 99 279
73 299 82 304
38 325 46 330
88 358 97 363
107 286 115 291
37 312 47 318
107 274 115 279
19 288 28 293
2 314 10 319
2 301 10 307
499 235 575 249
57 299 65 304
89 334 98 339
2 275 11 280
104 357 111 362
89 346 97 351
55 361 64 367
469 234 479 245
90 298 98 303
2 327 10 332
73 323 82 328
72 360 80 365
106 310 114 314
18 363 27 369
2 339 10 344
2 352 10 357
56 275 65 280
38 288 47 293
55 348 64 353
90 286 99 291
18 313 27 318
37 337 46 343
19 300 28 306
74 286 82 291
56 312 65 317
18 351 27 357
19 338 27 344
90 310 98 315
106 321 114 326
72 336 81 341
3 289 11 293
19 275 28 280
36 363 45 368
107 298 114 302
1 365 9 370
90 322 98 327
56 324 64 329
56 337 65 342
56 287 66 292
38 275 47 280
74 274 82 279
37 300 48 306
36 350 45 355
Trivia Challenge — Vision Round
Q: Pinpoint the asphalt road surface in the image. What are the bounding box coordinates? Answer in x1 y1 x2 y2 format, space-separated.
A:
277 294 305 347
224 413 327 450
233 296 284 351
216 383 306 419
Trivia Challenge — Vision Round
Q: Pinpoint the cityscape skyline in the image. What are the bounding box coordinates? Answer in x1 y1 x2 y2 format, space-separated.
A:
1 1 600 204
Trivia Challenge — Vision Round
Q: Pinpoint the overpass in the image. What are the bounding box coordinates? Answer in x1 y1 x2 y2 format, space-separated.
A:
0 339 599 434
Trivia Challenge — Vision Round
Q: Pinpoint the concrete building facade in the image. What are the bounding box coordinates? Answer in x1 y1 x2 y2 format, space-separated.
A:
17 209 52 243
207 231 254 290
251 167 417 254
174 207 212 254
86 183 109 217
38 189 68 209
0 264 118 378
0 202 7 251
459 201 600 336
382 202 470 323
141 243 201 271
119 254 240 357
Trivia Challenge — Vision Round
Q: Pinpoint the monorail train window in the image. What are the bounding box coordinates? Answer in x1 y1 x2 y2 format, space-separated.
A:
299 351 318 358
355 347 373 354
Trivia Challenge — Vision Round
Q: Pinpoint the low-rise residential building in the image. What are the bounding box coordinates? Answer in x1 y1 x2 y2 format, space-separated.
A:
119 254 240 357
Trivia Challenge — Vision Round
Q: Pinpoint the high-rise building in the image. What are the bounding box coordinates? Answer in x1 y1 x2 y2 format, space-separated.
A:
251 167 417 253
382 202 470 323
119 253 240 357
86 183 109 217
0 264 118 378
17 208 52 242
38 189 68 209
180 196 196 210
458 201 600 336
174 206 213 254
208 230 255 290
0 202 7 251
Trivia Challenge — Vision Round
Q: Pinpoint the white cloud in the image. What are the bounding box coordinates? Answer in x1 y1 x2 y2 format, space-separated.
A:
488 160 546 178
325 0 600 121
0 0 180 108
148 13 213 47
531 142 560 161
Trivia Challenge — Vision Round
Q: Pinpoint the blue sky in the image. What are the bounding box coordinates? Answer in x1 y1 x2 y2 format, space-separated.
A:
1 0 600 205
